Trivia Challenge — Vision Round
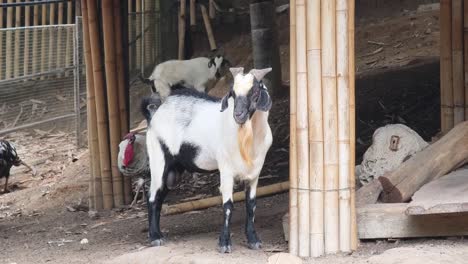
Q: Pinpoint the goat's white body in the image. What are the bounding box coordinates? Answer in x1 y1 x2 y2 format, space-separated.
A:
146 95 272 202
148 57 218 98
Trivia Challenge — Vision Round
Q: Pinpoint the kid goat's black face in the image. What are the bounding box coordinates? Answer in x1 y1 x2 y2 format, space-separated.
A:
220 67 273 125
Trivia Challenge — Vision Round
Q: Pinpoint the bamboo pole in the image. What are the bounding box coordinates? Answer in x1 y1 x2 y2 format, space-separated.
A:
306 0 324 258
441 0 454 132
40 3 47 80
127 1 132 72
23 4 30 76
56 2 64 73
288 0 299 257
82 0 103 210
348 0 358 251
31 4 38 75
136 0 141 70
65 0 72 77
200 4 217 51
452 0 465 124
5 0 13 79
322 0 340 254
190 0 196 26
336 0 351 253
295 0 310 257
87 0 114 209
0 4 4 80
209 0 215 19
102 0 124 207
464 0 468 119
178 0 186 59
13 1 20 77
48 3 56 72
114 0 132 205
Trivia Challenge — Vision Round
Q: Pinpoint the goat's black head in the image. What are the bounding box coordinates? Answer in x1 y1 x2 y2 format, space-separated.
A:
220 67 272 125
208 55 232 79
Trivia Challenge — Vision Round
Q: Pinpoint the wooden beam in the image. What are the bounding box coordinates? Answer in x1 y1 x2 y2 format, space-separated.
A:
440 0 454 132
358 203 468 239
200 4 216 51
178 0 186 59
452 0 465 123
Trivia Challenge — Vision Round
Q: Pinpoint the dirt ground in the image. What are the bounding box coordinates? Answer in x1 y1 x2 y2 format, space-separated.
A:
1 2 462 264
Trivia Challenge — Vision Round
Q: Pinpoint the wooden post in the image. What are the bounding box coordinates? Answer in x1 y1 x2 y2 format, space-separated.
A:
5 0 13 79
14 1 21 77
306 0 324 257
31 4 39 75
209 0 215 19
250 1 283 97
40 3 47 80
200 4 217 51
23 4 31 76
114 0 132 205
136 0 141 70
441 0 454 132
48 3 56 72
464 0 468 119
295 0 310 257
322 0 340 254
190 0 196 26
178 0 186 59
288 0 299 257
102 0 124 207
82 0 103 210
87 0 114 209
128 1 134 72
56 2 64 74
0 4 4 80
348 0 358 251
65 0 73 77
452 0 465 123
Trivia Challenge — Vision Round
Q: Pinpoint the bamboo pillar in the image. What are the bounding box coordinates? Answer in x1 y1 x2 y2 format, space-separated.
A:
190 0 196 26
288 0 299 257
5 0 13 79
136 0 141 70
86 0 114 209
48 3 56 71
441 0 454 132
452 0 465 124
56 2 64 73
102 0 124 207
0 4 4 80
82 0 103 210
178 0 186 59
128 1 134 72
31 4 39 75
114 0 132 205
200 4 217 51
24 4 30 76
464 1 468 119
13 1 20 77
40 3 47 79
295 0 310 257
306 0 324 257
209 0 215 19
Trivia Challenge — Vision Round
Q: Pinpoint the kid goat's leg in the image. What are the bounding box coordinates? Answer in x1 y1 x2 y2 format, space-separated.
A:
147 138 167 246
245 177 262 250
218 171 234 253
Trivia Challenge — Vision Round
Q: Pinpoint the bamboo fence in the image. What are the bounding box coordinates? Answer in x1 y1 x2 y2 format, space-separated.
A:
290 0 356 257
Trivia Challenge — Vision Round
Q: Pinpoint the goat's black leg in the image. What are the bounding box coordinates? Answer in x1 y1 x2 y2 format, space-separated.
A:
218 174 234 253
245 178 261 250
147 186 168 246
3 175 9 193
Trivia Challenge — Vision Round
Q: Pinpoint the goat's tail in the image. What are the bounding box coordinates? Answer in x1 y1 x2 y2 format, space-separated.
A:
141 96 162 124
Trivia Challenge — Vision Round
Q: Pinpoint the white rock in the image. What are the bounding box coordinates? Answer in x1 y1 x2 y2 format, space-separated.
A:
80 238 89 245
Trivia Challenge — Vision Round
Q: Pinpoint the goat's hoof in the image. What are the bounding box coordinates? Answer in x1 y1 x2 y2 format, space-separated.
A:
248 241 262 250
219 245 232 254
150 239 164 247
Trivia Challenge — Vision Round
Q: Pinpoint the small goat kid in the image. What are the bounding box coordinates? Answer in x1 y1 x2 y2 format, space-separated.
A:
141 56 231 99
143 67 273 253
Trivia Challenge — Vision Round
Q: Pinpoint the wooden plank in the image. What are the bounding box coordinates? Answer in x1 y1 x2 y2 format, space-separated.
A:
406 168 468 215
440 0 454 132
452 0 465 123
358 203 468 239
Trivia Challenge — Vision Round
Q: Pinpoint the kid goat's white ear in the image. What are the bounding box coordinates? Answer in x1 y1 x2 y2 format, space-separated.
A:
249 68 272 82
229 67 244 78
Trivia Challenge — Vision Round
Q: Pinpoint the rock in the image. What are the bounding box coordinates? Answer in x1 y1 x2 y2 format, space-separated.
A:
268 253 303 264
80 238 89 245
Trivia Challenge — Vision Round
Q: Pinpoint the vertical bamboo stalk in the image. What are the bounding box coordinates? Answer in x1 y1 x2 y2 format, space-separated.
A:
114 0 132 205
0 4 4 80
31 4 38 75
306 0 324 258
336 0 351 253
190 0 196 26
82 0 103 210
13 1 20 78
200 4 217 51
464 0 468 119
65 0 73 77
40 3 47 79
178 0 186 59
128 1 133 72
5 0 13 79
295 0 310 257
209 0 215 19
322 0 340 254
87 0 114 209
441 0 454 132
144 0 151 69
102 0 124 207
288 0 299 257
348 0 358 251
136 0 141 70
48 3 56 72
56 2 64 73
453 0 465 123
24 4 30 76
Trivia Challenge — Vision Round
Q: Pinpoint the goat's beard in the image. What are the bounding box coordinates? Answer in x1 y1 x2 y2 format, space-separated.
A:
238 119 253 167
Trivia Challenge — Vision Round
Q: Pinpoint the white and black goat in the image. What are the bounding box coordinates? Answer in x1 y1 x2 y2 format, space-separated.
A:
140 55 231 99
142 67 273 253
0 139 36 193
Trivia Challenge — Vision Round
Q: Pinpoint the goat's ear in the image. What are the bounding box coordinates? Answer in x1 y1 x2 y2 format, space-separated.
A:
256 89 272 112
208 58 216 68
220 90 233 112
222 58 232 67
249 68 272 81
229 67 244 78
